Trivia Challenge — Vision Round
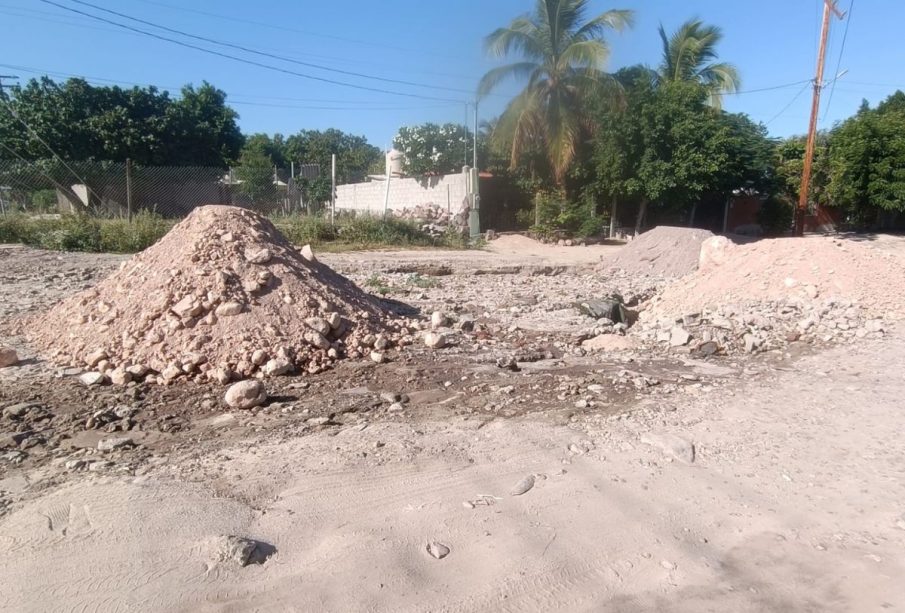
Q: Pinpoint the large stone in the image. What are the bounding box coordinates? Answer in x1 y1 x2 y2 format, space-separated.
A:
305 317 331 336
581 334 639 352
669 327 692 347
305 331 331 350
79 371 106 386
215 535 274 567
0 347 18 368
85 349 108 368
300 244 316 262
263 358 293 376
98 436 134 452
424 332 448 349
641 432 695 463
108 368 133 386
215 301 245 317
431 311 449 329
698 236 734 272
224 380 267 409
245 248 272 264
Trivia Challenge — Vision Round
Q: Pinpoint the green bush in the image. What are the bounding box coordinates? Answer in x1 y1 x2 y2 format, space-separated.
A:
0 210 470 253
531 192 605 240
99 211 174 252
757 196 794 236
272 215 337 245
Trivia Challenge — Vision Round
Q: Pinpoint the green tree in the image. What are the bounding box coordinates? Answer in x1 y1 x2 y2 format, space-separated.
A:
477 0 633 186
656 18 740 108
282 129 381 205
592 68 772 231
235 148 277 204
827 93 905 222
0 77 242 167
393 123 470 175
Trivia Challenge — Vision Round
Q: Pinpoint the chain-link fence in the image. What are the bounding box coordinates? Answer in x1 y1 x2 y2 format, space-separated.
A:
0 159 318 218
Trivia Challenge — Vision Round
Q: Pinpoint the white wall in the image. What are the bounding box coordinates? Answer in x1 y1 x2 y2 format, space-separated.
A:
335 172 468 215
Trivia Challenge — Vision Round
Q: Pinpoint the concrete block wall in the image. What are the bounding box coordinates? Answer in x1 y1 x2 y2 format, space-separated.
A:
334 172 469 215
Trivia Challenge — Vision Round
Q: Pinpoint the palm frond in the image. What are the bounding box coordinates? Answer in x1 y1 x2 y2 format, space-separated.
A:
477 62 542 99
573 9 635 41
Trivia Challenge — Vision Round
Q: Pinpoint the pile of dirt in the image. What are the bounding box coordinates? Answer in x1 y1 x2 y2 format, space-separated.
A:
646 235 905 319
603 226 715 278
26 205 409 385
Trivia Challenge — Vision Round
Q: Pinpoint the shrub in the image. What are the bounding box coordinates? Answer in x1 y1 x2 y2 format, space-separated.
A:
272 215 337 245
758 196 794 236
531 192 605 240
99 211 174 252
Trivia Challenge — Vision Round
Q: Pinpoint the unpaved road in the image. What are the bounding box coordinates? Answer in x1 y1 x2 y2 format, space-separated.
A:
1 237 904 612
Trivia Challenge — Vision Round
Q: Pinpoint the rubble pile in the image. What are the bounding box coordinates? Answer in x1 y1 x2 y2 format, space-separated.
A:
27 205 413 385
393 202 469 237
626 234 904 356
603 226 716 278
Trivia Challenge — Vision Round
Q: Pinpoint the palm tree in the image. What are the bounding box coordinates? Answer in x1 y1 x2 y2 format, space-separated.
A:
656 19 740 108
477 0 633 186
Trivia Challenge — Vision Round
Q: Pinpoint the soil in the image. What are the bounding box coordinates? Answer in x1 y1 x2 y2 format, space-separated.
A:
602 226 715 278
1 234 904 612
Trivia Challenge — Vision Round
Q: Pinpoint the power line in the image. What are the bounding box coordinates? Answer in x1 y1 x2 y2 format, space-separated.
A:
38 0 466 104
0 62 465 107
59 0 479 97
125 0 464 62
727 79 813 95
822 0 854 121
765 81 812 125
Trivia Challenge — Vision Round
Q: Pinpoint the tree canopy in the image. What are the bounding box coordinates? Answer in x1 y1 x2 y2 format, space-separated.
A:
0 77 242 168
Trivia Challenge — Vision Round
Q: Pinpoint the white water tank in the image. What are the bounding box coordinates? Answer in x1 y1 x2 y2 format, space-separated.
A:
386 148 404 177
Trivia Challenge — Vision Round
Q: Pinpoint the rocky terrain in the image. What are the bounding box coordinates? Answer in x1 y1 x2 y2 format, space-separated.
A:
0 229 903 612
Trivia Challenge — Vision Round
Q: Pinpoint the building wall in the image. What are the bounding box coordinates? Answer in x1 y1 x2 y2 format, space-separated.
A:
334 172 469 215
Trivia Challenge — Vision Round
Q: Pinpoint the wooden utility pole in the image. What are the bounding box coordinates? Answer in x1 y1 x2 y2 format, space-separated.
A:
796 0 844 236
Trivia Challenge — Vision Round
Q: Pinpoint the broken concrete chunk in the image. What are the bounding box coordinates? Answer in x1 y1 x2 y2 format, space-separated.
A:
641 432 695 463
669 327 692 347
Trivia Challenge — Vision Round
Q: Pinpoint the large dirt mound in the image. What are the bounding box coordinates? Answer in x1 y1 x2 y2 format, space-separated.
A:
28 205 406 384
604 226 715 278
647 235 905 319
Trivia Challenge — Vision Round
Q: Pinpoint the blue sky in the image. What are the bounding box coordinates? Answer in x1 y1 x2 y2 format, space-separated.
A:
1 0 901 149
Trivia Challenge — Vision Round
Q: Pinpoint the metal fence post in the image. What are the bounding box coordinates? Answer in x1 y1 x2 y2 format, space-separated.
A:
125 158 133 222
331 153 336 227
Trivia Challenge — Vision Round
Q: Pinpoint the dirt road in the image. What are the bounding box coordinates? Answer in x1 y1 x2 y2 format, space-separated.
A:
0 237 903 612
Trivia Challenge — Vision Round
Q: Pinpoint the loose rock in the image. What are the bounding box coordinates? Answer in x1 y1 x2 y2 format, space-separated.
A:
224 380 267 410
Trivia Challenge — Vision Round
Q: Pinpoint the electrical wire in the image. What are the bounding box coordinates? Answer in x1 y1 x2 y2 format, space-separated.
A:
727 79 813 95
822 0 854 121
60 0 479 96
38 0 467 104
0 62 466 107
125 0 464 61
765 81 813 125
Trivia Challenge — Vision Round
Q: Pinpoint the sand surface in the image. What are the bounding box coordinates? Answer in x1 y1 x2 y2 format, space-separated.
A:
2 331 904 612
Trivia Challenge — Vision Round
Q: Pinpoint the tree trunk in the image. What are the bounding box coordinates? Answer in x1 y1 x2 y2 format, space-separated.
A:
688 202 697 227
634 199 648 235
609 196 617 238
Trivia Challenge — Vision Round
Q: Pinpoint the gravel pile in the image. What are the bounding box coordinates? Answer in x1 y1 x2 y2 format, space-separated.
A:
603 226 715 278
28 205 411 385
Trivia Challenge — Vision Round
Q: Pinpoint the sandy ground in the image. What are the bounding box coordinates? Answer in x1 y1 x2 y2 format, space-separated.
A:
1 235 904 612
